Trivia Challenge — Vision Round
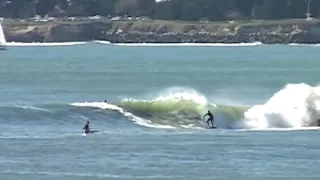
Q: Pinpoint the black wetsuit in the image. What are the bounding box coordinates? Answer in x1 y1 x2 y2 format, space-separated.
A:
83 124 90 133
204 111 214 127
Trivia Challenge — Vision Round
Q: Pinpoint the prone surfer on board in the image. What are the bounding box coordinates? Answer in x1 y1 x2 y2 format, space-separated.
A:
83 121 90 133
203 110 215 128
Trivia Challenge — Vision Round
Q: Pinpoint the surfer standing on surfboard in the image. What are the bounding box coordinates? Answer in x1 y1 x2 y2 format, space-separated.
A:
203 110 215 128
83 121 90 133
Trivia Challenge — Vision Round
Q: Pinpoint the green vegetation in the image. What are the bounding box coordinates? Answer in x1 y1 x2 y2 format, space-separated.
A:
0 0 319 21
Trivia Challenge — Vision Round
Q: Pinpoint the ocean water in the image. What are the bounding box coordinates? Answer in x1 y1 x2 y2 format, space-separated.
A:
1 42 320 179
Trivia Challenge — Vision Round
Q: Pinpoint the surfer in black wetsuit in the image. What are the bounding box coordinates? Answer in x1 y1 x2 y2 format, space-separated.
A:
203 110 214 127
83 121 90 133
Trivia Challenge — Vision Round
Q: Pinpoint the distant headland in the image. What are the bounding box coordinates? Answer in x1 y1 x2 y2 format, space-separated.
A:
1 0 320 44
2 18 320 44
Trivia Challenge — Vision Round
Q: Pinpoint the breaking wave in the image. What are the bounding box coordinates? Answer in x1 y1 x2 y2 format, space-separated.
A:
70 87 249 129
2 84 320 131
70 84 320 130
119 87 247 129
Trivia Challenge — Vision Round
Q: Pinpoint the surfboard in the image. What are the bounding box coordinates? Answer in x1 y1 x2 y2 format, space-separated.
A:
208 126 217 129
82 130 99 136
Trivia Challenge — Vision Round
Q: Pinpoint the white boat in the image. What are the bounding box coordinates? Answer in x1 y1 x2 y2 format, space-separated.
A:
0 21 7 50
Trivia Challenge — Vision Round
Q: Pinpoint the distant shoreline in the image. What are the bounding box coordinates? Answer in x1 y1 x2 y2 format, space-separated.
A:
4 41 320 48
2 19 320 44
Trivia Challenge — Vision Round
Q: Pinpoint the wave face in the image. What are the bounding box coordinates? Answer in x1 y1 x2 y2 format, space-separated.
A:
119 87 248 129
67 87 249 129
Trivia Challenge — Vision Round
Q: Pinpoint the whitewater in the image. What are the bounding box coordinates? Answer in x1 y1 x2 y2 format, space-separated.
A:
1 43 320 180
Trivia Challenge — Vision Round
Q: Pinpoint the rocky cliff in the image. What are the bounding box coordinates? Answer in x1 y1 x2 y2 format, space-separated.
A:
2 19 320 44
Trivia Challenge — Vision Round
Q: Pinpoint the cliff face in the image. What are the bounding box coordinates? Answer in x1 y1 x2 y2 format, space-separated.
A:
2 19 320 44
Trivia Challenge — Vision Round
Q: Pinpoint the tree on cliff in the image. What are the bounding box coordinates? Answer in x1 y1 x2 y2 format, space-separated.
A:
0 0 319 21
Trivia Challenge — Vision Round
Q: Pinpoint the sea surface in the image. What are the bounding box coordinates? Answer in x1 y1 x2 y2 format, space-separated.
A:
1 42 320 180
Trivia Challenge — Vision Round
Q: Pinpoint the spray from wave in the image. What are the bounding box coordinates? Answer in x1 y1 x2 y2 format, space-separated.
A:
244 83 320 129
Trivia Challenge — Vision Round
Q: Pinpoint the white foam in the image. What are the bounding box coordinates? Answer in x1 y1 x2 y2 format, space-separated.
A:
4 41 320 48
180 124 204 130
7 41 88 46
70 102 176 129
93 40 111 44
244 83 320 129
237 126 320 132
288 43 320 47
114 42 262 47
